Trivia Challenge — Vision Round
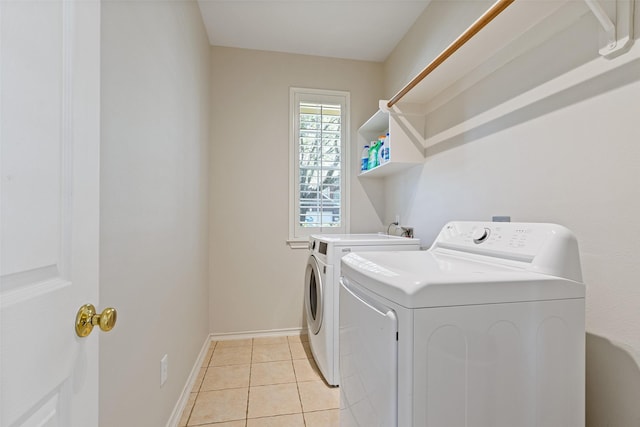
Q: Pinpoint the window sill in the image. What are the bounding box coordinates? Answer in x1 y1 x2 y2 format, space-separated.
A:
287 240 309 250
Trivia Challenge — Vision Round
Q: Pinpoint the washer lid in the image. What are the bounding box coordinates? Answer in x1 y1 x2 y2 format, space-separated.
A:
310 233 420 246
341 250 585 309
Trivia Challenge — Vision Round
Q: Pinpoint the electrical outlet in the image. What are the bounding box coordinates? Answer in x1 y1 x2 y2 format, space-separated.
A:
160 354 168 387
395 214 400 225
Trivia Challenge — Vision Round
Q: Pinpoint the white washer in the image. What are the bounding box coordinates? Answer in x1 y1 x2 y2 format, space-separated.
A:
339 221 585 427
304 234 420 386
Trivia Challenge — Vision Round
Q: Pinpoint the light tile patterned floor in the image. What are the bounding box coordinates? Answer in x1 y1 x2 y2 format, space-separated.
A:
179 335 340 427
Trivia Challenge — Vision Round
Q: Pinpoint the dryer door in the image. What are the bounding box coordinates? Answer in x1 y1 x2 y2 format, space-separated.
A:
340 276 398 427
304 255 324 335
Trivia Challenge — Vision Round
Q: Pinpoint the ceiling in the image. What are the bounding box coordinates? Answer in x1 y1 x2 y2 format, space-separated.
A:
197 0 432 62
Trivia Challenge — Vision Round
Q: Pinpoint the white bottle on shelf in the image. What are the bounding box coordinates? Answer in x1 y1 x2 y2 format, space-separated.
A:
361 145 369 171
383 132 390 161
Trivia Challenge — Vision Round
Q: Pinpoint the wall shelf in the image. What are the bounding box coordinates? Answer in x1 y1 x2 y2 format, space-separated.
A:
356 0 636 163
357 104 425 179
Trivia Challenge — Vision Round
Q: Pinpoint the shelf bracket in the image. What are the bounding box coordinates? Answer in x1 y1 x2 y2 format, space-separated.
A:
584 0 634 57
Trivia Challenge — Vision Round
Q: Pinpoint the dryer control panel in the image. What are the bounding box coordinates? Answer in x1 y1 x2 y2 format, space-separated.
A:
432 221 582 281
437 222 549 257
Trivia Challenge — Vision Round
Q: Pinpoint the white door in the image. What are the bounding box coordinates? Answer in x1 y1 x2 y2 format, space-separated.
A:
0 0 101 425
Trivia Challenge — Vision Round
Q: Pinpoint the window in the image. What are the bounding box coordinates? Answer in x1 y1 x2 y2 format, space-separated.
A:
289 88 350 246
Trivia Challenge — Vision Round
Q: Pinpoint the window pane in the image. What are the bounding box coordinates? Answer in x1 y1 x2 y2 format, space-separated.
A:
298 101 342 228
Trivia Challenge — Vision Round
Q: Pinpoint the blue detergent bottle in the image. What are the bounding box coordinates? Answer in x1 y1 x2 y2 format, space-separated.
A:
361 145 369 171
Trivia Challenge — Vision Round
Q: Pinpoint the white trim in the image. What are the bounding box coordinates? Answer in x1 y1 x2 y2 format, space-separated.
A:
288 87 351 242
286 239 309 249
211 327 306 341
165 335 212 427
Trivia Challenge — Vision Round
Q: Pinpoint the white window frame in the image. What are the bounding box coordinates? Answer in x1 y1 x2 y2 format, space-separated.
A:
288 87 350 248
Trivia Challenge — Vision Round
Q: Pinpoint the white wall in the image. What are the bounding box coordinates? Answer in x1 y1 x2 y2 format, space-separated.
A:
209 46 383 334
382 2 640 425
383 0 493 98
100 1 211 426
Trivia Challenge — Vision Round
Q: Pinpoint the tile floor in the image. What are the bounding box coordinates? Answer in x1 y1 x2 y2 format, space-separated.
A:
178 334 340 427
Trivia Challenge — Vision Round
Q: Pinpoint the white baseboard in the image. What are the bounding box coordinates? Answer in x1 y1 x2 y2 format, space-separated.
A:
166 327 306 426
211 327 305 341
165 335 212 427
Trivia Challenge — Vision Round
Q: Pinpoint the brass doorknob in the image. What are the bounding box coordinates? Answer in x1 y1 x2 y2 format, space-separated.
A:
75 304 118 337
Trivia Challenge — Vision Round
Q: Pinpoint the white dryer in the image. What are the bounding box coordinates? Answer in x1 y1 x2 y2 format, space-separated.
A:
304 234 420 386
339 221 585 426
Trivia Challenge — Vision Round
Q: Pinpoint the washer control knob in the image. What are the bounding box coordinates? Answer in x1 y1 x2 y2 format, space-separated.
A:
472 227 490 244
